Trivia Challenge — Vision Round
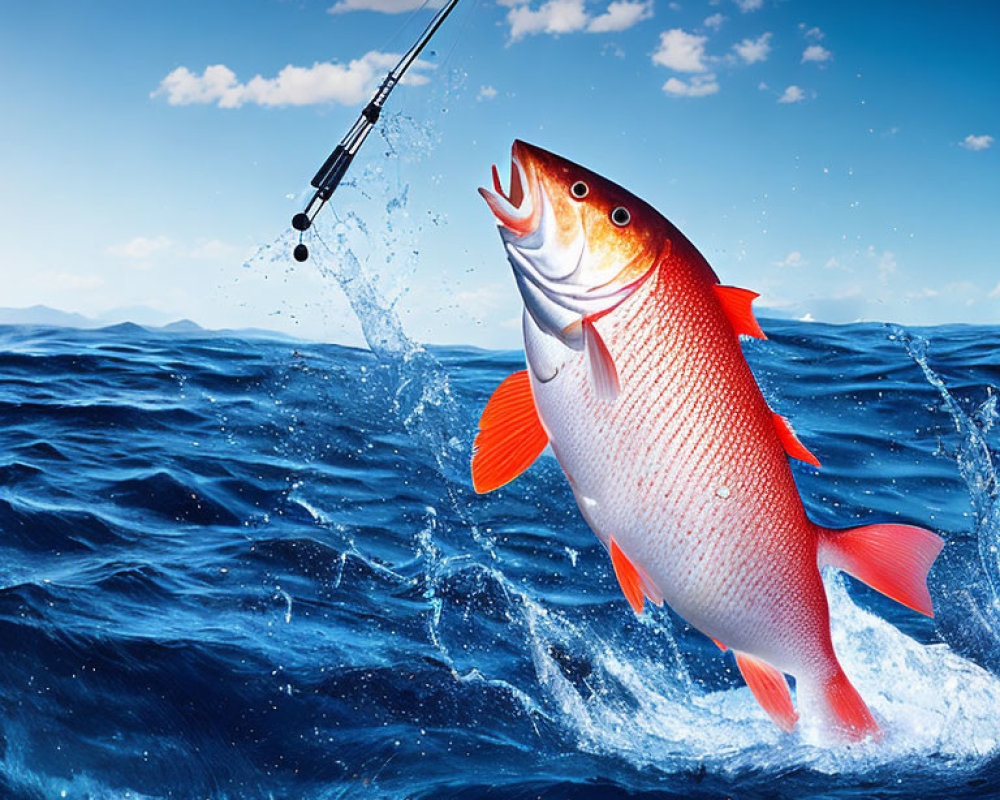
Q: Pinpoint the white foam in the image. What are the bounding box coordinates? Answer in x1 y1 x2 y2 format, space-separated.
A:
523 574 1000 776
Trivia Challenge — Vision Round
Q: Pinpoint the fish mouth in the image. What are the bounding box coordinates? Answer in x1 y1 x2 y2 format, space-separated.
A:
478 141 538 237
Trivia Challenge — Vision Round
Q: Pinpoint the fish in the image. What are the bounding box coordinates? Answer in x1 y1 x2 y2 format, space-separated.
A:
472 140 944 741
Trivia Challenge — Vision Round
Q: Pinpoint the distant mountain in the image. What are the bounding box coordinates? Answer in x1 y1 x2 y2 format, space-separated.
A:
0 305 94 328
160 319 205 333
0 306 295 341
95 306 179 328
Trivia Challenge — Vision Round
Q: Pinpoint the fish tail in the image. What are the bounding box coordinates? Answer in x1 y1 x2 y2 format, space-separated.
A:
816 523 944 617
816 665 881 742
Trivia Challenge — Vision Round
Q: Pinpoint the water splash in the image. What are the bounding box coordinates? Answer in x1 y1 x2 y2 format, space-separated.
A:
891 324 1000 664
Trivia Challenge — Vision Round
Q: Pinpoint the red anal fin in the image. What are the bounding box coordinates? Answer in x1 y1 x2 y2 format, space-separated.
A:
583 317 619 403
713 285 767 340
818 523 944 617
471 371 548 494
610 536 663 614
734 652 798 733
771 412 821 468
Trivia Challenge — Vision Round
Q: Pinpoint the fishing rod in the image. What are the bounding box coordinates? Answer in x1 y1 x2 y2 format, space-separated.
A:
291 0 462 262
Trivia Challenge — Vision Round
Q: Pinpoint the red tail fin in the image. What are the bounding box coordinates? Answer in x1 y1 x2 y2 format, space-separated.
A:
821 667 881 742
818 523 943 616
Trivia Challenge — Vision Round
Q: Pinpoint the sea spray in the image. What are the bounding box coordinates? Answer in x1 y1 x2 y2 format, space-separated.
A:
891 324 1000 671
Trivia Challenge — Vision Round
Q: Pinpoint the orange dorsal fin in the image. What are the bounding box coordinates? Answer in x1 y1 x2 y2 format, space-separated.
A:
471 371 549 493
734 652 798 733
608 537 662 614
713 285 767 340
771 412 821 468
583 317 620 403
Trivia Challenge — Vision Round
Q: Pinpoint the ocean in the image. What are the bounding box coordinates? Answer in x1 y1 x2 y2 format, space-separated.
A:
1 313 999 799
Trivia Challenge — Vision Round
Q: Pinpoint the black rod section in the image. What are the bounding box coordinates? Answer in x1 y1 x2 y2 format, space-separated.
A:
292 0 462 248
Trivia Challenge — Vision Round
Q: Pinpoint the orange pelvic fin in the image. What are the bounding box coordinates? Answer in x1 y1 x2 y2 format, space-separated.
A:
734 652 798 733
609 537 662 614
818 523 944 617
820 666 881 742
583 317 620 403
771 412 821 468
471 370 549 494
713 285 767 340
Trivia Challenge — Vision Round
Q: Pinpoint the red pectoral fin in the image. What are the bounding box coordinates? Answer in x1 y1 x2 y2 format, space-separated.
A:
713 285 767 340
734 652 798 733
771 412 821 468
471 371 549 493
583 317 620 403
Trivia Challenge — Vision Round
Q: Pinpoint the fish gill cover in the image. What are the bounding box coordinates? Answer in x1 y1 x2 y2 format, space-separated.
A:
1 120 1000 799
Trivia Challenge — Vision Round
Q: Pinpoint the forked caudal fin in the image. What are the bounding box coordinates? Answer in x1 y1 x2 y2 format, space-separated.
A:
817 523 944 617
471 371 549 493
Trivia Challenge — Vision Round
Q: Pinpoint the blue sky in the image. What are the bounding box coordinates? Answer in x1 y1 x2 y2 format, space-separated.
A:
1 0 997 347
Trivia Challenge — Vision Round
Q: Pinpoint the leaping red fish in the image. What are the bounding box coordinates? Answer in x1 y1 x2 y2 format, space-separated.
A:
473 140 943 741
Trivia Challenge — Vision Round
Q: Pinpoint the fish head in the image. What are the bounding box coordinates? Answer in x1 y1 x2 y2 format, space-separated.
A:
479 140 670 345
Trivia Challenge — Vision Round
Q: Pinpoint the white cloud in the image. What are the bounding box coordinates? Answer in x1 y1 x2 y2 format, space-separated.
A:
875 249 897 284
990 282 1000 298
802 44 832 63
733 32 772 64
328 0 438 12
662 74 719 97
587 0 653 33
108 236 173 259
652 29 709 72
703 12 725 30
477 85 498 101
507 0 589 40
959 134 994 151
734 0 762 11
152 52 432 108
803 25 824 40
778 85 805 104
506 0 650 40
773 250 805 268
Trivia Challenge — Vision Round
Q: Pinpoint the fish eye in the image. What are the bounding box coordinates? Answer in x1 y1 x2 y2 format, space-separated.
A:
611 206 631 226
570 181 589 199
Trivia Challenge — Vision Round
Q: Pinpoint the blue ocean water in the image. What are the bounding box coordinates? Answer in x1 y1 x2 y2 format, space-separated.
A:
1 314 999 800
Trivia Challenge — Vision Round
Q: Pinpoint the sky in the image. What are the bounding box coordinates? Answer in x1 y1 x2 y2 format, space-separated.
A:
0 0 997 348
